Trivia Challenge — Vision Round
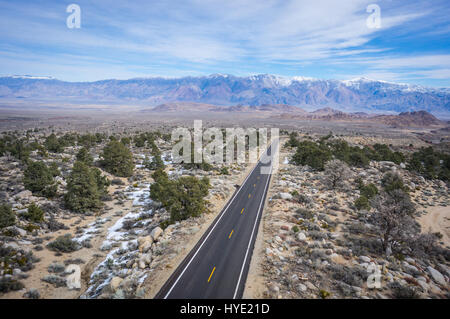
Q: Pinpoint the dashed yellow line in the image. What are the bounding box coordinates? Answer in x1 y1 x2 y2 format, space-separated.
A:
208 267 216 283
241 208 244 214
229 229 234 239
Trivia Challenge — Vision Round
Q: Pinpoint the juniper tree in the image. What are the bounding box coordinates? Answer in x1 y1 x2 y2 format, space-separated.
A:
100 140 134 177
0 204 15 228
75 147 93 166
370 190 416 255
64 161 107 213
23 161 56 198
323 159 352 189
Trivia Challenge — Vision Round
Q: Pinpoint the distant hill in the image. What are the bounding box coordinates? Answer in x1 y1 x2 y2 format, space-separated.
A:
0 74 449 116
373 111 444 127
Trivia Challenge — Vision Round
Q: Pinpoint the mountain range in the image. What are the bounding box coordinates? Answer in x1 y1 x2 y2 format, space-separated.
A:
0 74 449 117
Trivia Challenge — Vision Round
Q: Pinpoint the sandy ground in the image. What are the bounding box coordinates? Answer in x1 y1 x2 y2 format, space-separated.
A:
2 179 133 299
418 206 450 248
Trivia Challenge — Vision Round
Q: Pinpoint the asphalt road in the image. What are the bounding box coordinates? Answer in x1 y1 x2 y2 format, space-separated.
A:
155 144 276 299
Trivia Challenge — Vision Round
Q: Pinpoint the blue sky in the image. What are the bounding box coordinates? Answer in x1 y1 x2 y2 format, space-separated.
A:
0 0 449 87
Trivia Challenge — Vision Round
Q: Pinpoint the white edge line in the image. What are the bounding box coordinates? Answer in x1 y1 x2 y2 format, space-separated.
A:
163 149 265 299
232 149 273 299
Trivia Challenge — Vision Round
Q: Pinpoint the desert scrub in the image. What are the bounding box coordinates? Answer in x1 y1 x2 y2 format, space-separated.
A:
319 289 331 299
24 223 40 233
388 282 420 299
48 262 65 273
295 208 315 220
41 275 66 287
0 277 24 293
46 218 68 231
47 234 79 253
328 264 367 287
0 244 39 273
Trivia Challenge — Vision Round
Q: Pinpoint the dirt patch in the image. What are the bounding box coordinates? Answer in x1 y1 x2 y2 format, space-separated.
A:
418 206 450 247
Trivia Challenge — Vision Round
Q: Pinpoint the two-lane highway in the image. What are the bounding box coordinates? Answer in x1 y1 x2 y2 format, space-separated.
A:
155 144 276 299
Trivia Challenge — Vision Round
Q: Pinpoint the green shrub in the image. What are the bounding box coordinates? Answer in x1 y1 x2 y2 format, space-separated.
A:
381 172 409 194
144 154 165 171
295 208 315 219
0 277 24 293
76 147 93 165
47 234 79 253
359 183 378 199
354 196 370 210
285 132 299 148
25 203 44 223
150 169 210 223
407 147 449 181
319 290 331 299
23 161 56 198
64 161 106 213
44 134 64 153
291 140 332 171
100 140 134 177
0 204 15 228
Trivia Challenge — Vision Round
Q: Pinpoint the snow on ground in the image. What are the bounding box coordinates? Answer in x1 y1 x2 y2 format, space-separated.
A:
81 183 155 299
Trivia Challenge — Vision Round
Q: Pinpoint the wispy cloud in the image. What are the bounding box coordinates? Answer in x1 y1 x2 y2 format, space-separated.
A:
0 0 448 85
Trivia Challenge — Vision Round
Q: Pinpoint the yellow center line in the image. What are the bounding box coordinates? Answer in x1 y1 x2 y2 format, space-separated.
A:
229 229 234 239
241 208 244 214
208 266 216 283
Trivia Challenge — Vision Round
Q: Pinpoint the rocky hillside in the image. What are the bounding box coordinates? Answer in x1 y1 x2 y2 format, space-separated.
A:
373 111 444 127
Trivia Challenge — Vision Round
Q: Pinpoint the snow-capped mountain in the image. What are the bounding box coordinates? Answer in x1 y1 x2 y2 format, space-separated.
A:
0 74 448 115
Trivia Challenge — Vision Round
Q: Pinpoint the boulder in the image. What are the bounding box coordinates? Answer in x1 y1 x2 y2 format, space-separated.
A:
110 277 123 292
427 266 446 286
279 193 293 200
15 190 32 200
297 232 307 241
150 227 163 241
359 256 371 263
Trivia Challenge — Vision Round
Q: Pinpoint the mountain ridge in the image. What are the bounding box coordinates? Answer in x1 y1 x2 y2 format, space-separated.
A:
0 74 449 116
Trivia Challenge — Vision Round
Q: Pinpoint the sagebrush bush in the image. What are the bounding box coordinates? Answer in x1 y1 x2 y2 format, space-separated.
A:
47 234 79 253
0 277 24 293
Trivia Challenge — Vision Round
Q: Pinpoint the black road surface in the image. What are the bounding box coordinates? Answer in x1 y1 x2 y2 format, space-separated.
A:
155 144 276 299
